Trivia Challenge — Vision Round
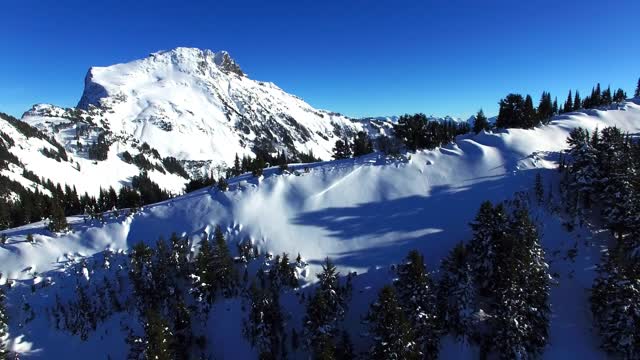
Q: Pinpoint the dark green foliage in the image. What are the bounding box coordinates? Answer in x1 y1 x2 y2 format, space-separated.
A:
351 131 373 157
48 201 69 232
0 288 8 359
534 172 544 204
496 93 543 129
591 248 640 358
121 151 133 163
141 308 175 360
184 173 216 193
88 132 110 161
212 226 237 297
466 201 550 358
366 286 419 360
563 90 574 113
394 113 470 151
332 139 352 160
304 258 352 358
162 157 188 178
131 172 171 205
635 78 640 98
472 109 489 134
613 88 626 103
394 250 440 357
216 177 228 191
438 243 476 341
244 283 286 360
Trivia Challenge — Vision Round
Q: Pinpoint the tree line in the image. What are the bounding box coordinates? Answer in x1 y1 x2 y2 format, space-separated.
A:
24 196 549 359
561 126 640 357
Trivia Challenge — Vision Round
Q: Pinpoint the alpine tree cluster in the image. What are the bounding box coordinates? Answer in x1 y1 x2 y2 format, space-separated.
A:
441 200 550 358
393 114 470 151
496 92 555 129
331 131 374 160
561 126 640 356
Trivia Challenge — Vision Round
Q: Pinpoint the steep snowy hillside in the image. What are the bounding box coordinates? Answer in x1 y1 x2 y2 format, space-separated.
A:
1 110 187 197
1 101 638 358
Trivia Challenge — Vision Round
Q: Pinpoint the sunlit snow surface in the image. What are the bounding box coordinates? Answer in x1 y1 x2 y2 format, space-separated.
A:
2 101 639 358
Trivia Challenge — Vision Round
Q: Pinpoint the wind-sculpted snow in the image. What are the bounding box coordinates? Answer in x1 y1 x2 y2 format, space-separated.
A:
1 102 639 358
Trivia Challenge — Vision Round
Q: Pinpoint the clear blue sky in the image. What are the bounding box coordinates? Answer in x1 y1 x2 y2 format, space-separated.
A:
1 0 639 119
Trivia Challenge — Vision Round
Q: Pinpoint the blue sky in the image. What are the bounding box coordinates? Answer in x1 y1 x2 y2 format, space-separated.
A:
1 0 639 119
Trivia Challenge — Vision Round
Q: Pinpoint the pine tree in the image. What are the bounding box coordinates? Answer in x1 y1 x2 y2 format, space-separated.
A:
496 94 525 129
335 330 355 360
537 91 553 123
394 250 440 358
0 288 8 359
635 77 640 98
244 283 285 360
564 90 573 113
591 249 640 357
365 286 419 360
468 201 508 292
613 88 627 103
472 109 489 134
303 258 352 358
217 177 228 191
574 90 582 111
438 243 476 342
534 172 544 204
234 153 242 176
194 233 216 304
142 308 175 360
212 226 237 297
48 201 69 232
523 94 537 128
332 139 352 160
351 131 374 157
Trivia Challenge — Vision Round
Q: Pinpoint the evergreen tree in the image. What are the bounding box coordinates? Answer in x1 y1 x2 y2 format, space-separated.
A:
472 109 489 134
332 139 352 160
365 286 419 360
438 243 476 342
48 201 68 233
351 131 374 157
0 288 8 359
303 258 352 358
394 249 440 358
217 177 228 191
574 90 582 111
212 226 237 297
564 90 573 113
194 233 216 304
468 201 508 292
142 308 175 360
591 249 640 358
613 88 627 103
244 283 285 360
635 77 640 98
496 94 525 129
534 172 544 204
523 94 537 128
537 91 553 123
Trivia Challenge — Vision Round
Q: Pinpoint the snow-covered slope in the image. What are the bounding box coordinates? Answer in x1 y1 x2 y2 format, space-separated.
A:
1 110 187 197
2 102 639 358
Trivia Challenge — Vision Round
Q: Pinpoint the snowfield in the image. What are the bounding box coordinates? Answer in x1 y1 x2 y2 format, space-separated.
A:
1 101 639 358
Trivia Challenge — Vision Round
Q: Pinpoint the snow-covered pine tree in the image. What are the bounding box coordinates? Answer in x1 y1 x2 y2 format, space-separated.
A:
0 288 8 359
243 283 285 360
303 257 352 358
194 233 216 304
48 200 69 232
141 308 175 360
490 204 551 358
438 242 476 342
468 201 508 293
365 285 419 360
591 249 640 358
394 249 440 358
212 225 237 297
